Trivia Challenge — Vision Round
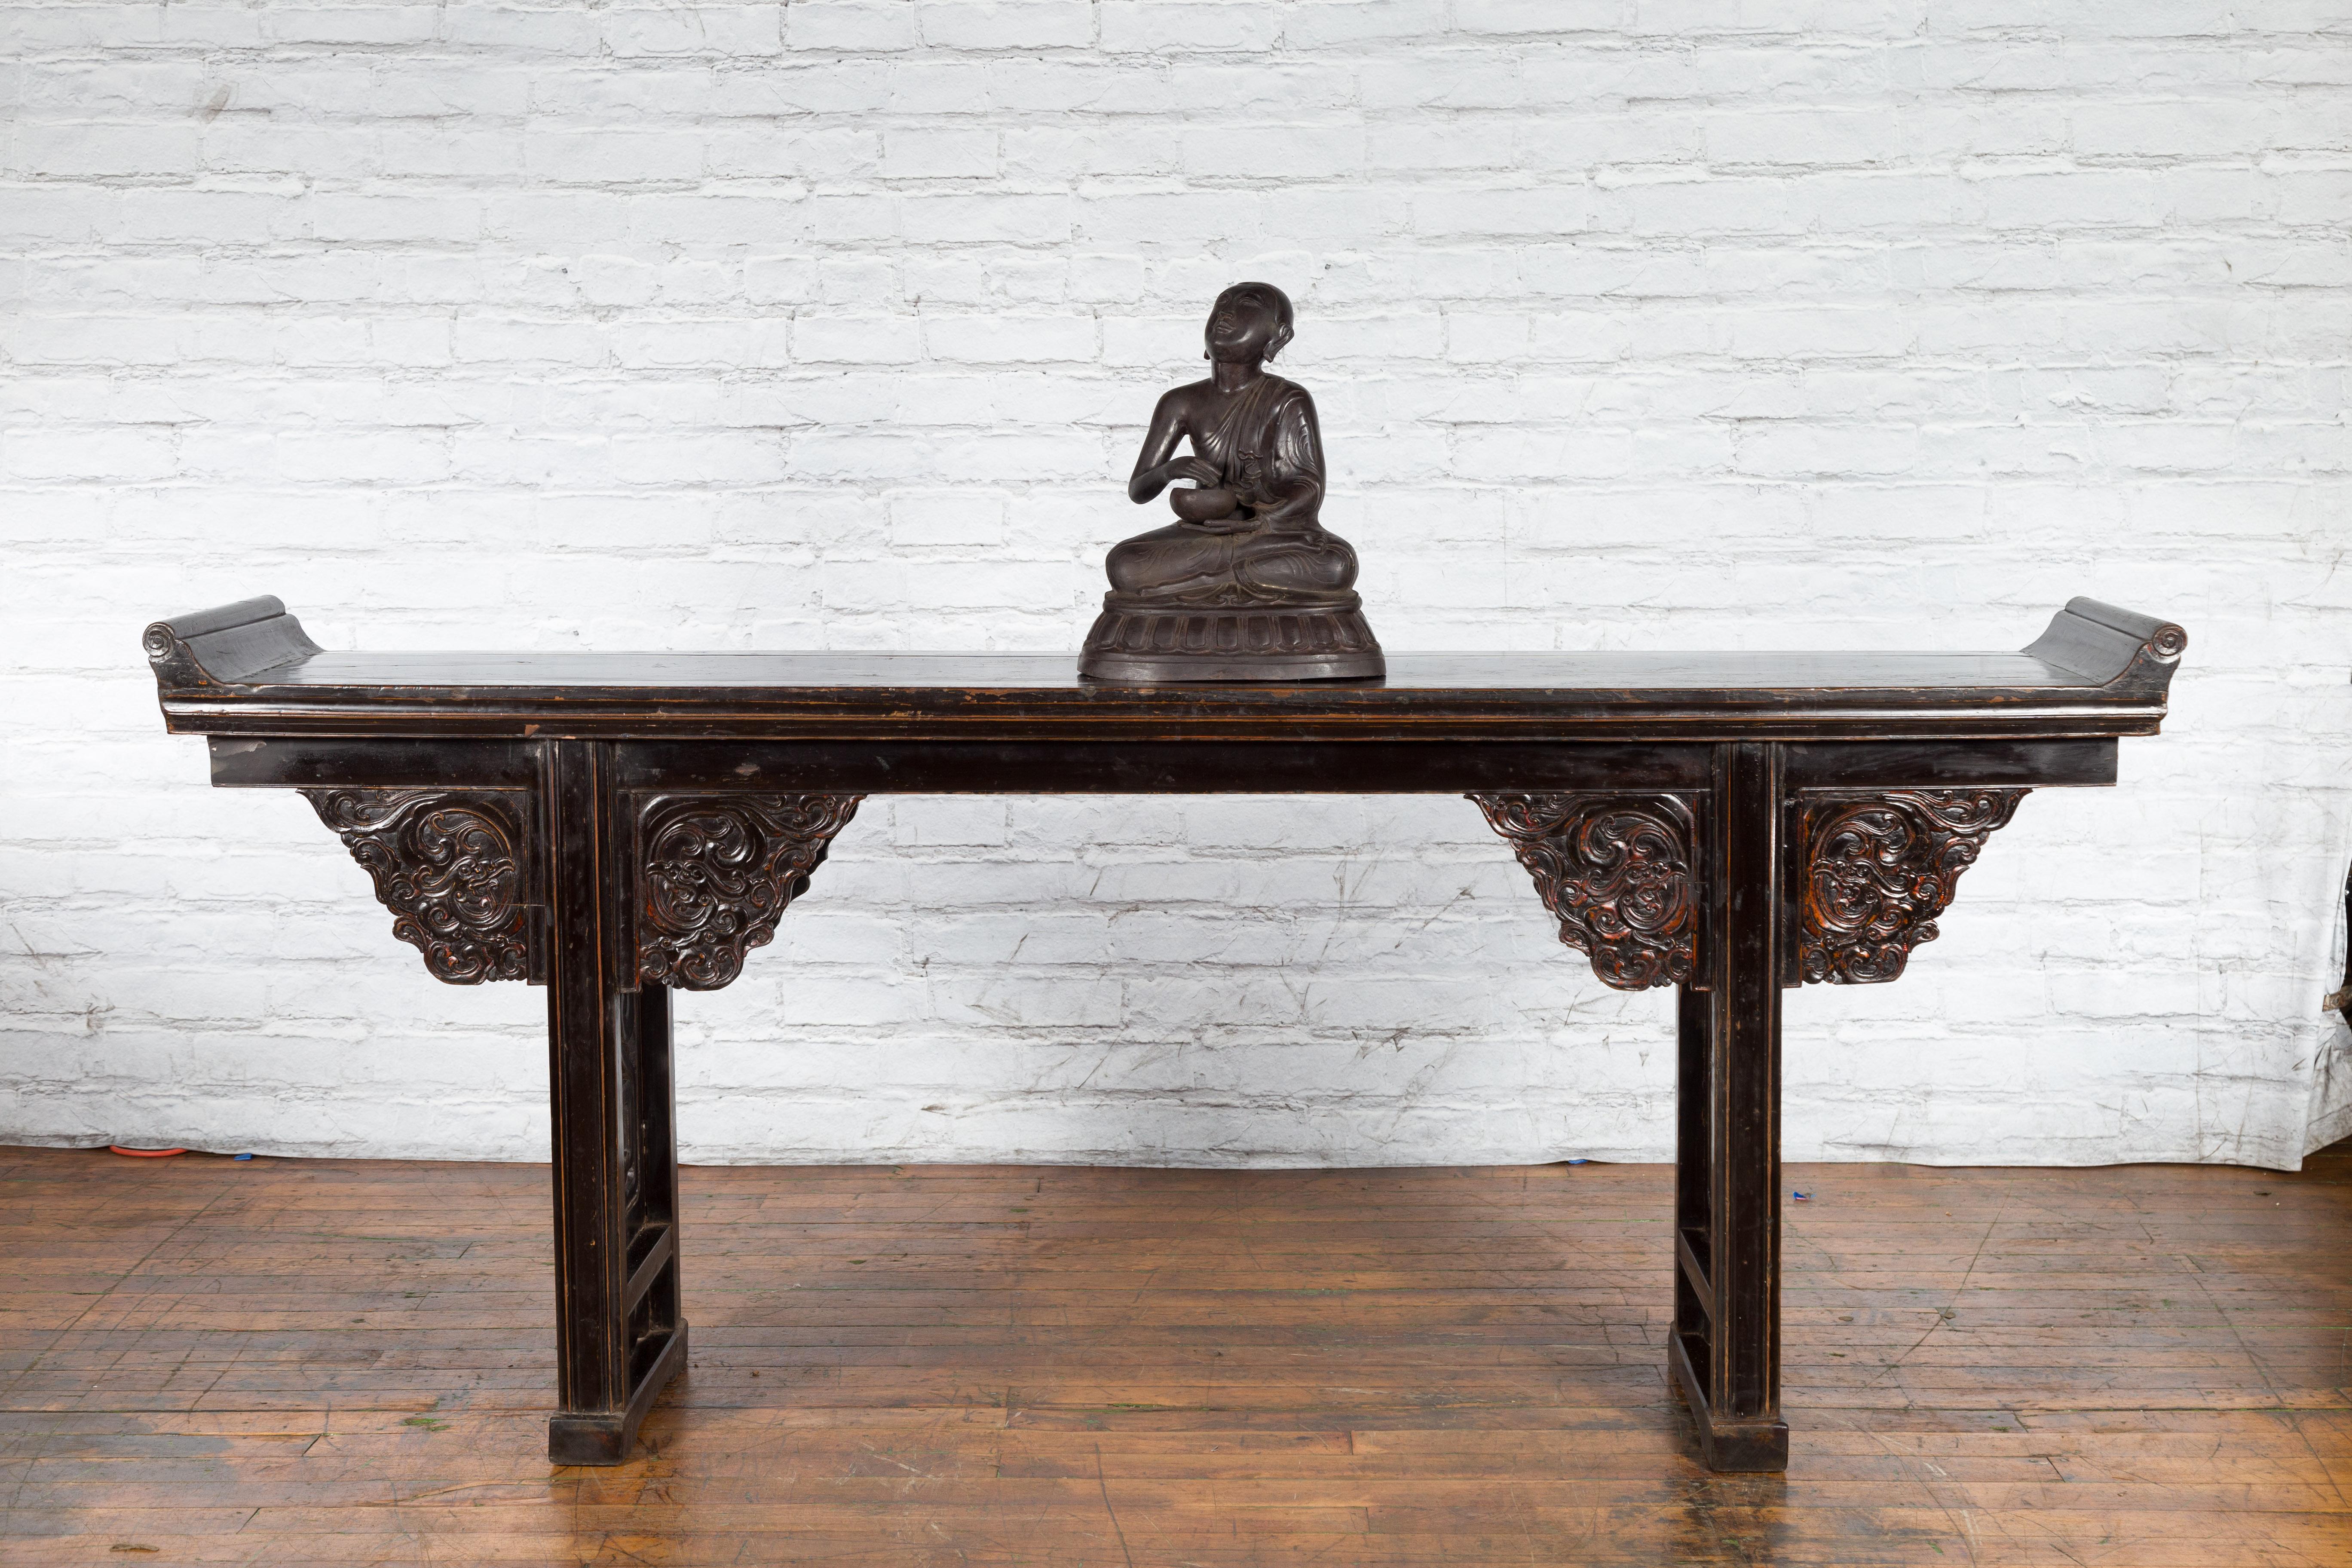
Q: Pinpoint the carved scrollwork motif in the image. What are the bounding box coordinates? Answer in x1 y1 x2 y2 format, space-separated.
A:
302 789 533 984
1470 793 1699 990
637 793 864 990
1796 788 2028 985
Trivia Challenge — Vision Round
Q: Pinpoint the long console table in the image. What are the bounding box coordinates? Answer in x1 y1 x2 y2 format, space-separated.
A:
142 596 2185 1471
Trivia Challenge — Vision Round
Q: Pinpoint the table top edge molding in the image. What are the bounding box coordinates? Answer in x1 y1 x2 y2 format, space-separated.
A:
144 595 2185 743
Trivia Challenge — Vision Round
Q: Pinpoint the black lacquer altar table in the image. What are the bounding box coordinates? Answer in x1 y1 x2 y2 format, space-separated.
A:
142 596 2186 1472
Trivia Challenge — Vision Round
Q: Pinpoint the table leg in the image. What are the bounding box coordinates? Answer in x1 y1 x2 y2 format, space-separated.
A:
1669 740 1790 1471
544 740 687 1465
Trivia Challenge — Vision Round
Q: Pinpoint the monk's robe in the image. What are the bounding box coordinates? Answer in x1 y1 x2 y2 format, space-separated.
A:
1107 373 1358 605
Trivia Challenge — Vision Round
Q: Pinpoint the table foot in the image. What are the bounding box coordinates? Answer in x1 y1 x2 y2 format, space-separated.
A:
548 1320 689 1465
1669 1332 1788 1472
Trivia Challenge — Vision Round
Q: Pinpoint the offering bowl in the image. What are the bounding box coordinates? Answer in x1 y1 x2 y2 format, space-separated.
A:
1170 486 1239 523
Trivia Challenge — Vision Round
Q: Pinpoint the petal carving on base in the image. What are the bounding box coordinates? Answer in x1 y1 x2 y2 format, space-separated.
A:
1795 788 2029 984
637 793 864 990
1470 793 1699 990
302 788 533 984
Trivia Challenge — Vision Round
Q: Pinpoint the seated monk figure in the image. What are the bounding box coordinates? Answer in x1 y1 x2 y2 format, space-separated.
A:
1110 282 1359 603
1079 282 1383 680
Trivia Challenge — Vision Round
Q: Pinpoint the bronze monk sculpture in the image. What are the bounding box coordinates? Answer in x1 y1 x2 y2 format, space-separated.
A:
1078 282 1384 681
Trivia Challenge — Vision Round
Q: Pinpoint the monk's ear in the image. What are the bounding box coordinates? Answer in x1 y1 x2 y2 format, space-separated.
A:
1266 322 1293 362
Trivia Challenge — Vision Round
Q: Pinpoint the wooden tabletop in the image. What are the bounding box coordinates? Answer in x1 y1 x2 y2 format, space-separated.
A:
146 597 2185 742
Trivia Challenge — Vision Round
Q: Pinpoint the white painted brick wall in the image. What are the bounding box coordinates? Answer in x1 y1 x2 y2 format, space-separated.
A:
5 2 2351 1170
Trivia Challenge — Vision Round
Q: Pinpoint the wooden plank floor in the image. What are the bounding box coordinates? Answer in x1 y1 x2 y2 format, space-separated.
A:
1 1142 2348 1566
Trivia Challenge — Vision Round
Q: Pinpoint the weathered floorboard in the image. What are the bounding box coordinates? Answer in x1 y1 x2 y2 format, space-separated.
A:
1 1141 2346 1565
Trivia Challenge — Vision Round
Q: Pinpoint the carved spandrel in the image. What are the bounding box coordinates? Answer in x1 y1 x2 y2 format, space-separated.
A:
1471 792 1699 990
1795 788 2029 985
303 789 534 985
637 793 864 991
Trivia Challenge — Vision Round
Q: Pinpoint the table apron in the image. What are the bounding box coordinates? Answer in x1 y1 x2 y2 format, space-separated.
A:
208 735 2117 795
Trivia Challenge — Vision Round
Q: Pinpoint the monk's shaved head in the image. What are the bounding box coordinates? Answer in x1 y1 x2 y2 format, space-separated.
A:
1209 282 1295 361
